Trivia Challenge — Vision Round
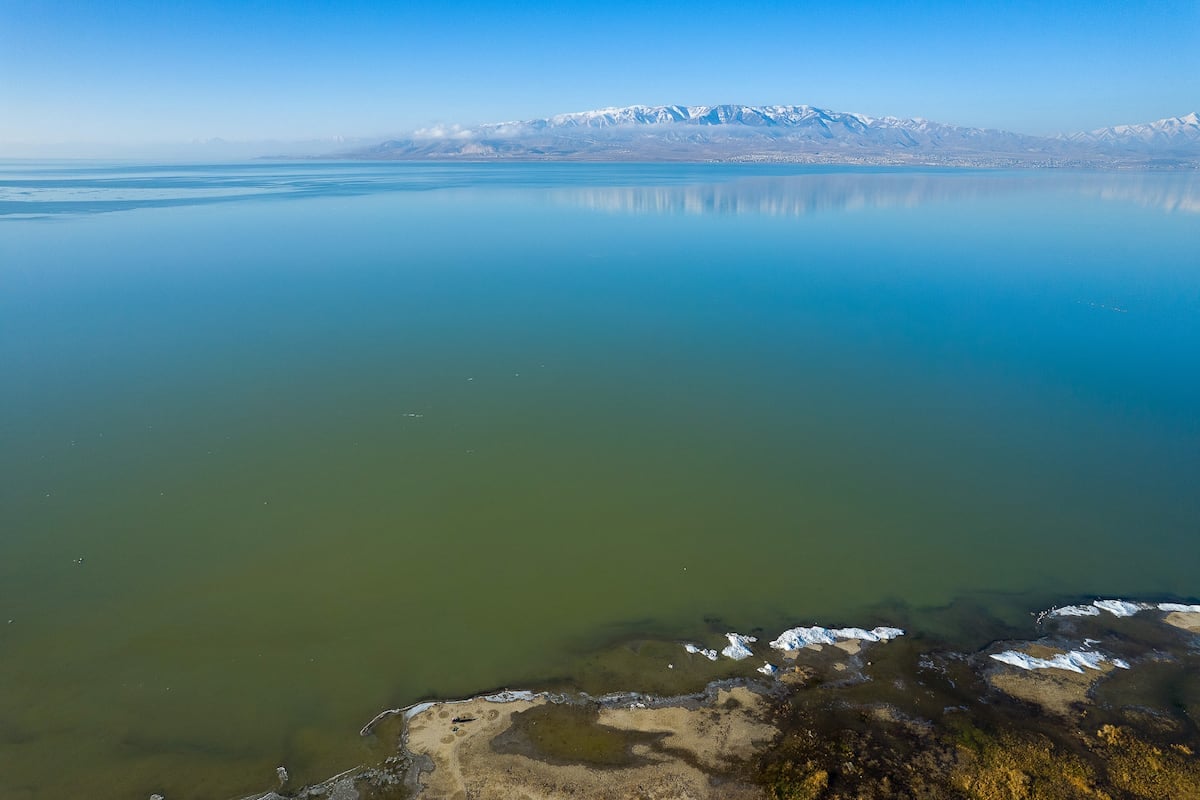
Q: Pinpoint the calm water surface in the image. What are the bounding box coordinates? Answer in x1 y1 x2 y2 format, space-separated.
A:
1 163 1198 798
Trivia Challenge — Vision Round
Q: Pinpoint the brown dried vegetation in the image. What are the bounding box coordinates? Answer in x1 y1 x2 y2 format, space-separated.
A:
758 707 1200 800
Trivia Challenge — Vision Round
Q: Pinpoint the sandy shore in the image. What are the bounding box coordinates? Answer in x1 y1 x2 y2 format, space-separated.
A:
402 685 774 799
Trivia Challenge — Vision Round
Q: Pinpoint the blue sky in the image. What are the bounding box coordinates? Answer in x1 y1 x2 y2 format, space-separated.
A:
2 0 1198 154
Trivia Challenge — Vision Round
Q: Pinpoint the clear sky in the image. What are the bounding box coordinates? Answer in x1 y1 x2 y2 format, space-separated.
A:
2 0 1198 155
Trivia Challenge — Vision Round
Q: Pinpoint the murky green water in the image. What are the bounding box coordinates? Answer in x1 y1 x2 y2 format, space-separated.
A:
1 164 1198 799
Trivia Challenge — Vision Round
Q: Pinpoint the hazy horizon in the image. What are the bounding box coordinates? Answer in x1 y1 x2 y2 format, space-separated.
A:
6 104 1200 162
3 0 1198 158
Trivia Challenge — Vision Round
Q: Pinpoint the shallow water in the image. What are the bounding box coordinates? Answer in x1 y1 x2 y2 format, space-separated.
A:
1 163 1198 799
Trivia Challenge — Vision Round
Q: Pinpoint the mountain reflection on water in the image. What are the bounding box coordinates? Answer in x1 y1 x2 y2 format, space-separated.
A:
551 170 1200 217
1 162 1198 219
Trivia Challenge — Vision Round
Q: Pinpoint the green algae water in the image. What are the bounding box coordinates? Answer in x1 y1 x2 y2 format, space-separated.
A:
1 163 1198 799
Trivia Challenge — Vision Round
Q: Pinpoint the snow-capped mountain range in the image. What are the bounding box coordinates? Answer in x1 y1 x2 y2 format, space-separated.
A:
473 104 992 134
349 105 1200 166
1061 112 1200 151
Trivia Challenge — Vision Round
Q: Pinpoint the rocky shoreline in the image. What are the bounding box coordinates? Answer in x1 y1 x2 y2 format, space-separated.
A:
230 600 1200 800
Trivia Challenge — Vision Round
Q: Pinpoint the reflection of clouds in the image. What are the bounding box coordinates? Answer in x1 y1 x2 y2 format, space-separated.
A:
551 172 1200 217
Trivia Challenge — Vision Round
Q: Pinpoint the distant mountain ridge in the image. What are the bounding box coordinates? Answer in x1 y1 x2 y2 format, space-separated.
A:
481 104 980 131
347 105 1200 166
1060 111 1200 153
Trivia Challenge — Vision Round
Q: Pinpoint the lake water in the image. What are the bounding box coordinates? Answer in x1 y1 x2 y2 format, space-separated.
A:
1 163 1198 799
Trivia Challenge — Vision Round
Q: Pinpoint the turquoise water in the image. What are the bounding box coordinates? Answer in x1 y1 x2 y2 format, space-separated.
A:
1 163 1198 799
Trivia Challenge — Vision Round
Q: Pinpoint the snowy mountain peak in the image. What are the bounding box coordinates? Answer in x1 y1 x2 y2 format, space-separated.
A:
356 105 1200 166
1067 112 1200 147
473 104 967 135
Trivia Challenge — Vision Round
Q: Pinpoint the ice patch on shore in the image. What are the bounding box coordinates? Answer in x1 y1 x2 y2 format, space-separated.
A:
722 633 756 660
1050 599 1150 619
1159 603 1200 613
833 626 905 642
1050 604 1101 617
1055 599 1200 617
991 649 1130 674
771 627 836 648
684 643 719 661
681 633 760 661
403 702 438 720
1093 600 1146 617
757 662 778 676
769 625 904 651
484 690 537 703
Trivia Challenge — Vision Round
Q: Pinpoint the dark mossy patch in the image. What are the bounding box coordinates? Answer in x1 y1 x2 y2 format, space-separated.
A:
490 703 664 768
